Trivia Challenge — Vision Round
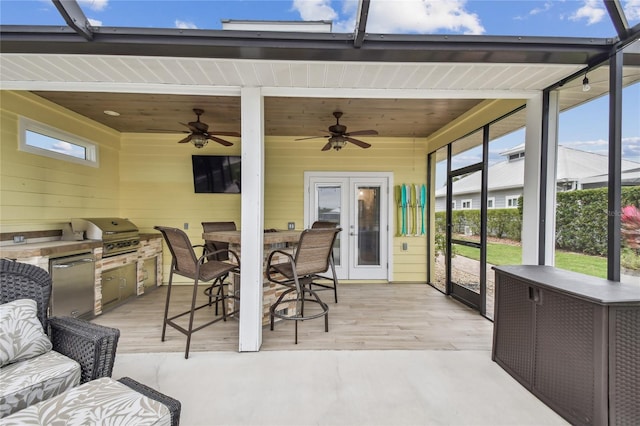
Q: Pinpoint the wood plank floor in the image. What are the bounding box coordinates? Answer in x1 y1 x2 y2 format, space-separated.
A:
91 283 494 353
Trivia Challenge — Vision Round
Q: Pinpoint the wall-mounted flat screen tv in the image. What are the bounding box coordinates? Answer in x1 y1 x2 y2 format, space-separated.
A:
192 155 241 193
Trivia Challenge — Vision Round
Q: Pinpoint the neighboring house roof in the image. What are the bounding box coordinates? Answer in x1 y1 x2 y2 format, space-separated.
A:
581 167 640 186
435 145 640 197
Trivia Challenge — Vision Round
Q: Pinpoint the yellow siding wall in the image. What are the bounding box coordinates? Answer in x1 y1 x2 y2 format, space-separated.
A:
0 91 121 232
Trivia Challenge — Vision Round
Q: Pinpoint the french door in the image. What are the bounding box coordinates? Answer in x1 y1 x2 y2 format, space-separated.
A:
305 172 391 280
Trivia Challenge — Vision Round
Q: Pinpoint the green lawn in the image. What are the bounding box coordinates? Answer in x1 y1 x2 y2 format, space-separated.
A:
454 242 608 279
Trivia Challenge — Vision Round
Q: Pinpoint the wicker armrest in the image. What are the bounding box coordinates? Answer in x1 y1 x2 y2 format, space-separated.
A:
48 316 120 384
118 377 181 426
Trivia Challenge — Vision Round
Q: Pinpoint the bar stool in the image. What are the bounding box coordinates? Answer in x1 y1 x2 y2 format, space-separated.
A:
266 227 341 344
310 220 340 302
155 226 239 359
201 221 237 313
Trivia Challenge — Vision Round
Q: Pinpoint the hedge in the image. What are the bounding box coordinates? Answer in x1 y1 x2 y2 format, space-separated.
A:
435 208 522 241
556 186 640 256
434 186 640 256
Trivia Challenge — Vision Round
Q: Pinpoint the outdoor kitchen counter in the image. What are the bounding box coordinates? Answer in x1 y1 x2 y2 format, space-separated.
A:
0 240 101 259
202 229 302 325
0 233 160 259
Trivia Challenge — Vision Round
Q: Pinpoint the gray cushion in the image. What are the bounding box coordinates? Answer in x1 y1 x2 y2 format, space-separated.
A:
0 299 52 367
0 350 80 418
2 377 171 425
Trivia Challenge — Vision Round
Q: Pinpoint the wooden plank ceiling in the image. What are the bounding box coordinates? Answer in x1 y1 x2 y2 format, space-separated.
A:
31 91 483 139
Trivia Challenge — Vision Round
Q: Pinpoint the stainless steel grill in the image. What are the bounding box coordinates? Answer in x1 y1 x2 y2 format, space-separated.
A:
71 218 140 257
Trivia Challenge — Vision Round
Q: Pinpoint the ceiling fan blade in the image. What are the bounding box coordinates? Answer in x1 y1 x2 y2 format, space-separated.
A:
180 122 200 133
208 135 234 147
345 136 371 149
178 134 192 144
345 129 378 137
148 128 190 134
295 135 328 141
210 131 241 137
321 141 332 151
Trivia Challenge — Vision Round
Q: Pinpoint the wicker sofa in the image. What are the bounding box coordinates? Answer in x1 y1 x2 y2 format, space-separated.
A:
0 259 120 417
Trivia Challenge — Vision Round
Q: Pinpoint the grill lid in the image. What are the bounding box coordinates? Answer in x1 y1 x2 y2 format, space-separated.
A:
71 218 138 240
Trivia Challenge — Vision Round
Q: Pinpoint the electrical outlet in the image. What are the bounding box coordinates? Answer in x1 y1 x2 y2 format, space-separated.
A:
402 242 408 251
288 222 295 230
183 223 189 230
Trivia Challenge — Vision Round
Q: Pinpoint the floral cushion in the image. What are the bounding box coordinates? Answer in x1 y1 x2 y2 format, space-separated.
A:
0 299 52 367
2 377 171 426
0 350 81 418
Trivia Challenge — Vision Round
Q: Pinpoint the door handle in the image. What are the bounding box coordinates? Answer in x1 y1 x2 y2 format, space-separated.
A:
528 286 542 304
350 232 357 236
53 258 94 268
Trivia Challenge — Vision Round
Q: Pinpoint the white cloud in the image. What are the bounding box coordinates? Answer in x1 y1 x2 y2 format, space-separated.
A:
367 0 485 35
569 0 606 25
561 137 640 162
88 18 102 27
175 20 198 30
530 1 553 16
291 0 484 35
624 0 640 20
292 0 338 21
77 0 108 12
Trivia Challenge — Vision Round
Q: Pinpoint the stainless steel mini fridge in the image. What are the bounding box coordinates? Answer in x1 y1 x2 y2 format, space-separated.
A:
49 252 95 319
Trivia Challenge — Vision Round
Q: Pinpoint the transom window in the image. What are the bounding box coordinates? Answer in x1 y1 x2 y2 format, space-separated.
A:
19 117 98 167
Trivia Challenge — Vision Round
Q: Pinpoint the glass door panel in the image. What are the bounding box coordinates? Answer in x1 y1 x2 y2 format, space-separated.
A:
355 185 380 266
316 185 342 267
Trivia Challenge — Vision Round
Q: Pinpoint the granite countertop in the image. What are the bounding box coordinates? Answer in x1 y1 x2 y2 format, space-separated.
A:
0 233 161 259
202 230 301 245
0 240 102 259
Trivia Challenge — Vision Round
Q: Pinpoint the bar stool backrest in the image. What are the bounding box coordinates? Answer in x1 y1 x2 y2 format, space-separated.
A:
293 228 340 277
154 226 199 278
201 221 237 261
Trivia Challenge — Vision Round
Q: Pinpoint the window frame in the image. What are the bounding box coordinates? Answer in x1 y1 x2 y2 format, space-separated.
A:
19 116 99 167
506 195 519 208
487 197 495 209
461 199 472 210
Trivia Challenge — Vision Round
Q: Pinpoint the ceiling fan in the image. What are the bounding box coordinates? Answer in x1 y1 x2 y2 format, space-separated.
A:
152 108 240 148
296 111 378 151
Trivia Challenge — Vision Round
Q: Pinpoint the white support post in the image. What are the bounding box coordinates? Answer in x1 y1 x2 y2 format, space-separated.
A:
543 91 560 266
521 93 543 264
238 87 265 352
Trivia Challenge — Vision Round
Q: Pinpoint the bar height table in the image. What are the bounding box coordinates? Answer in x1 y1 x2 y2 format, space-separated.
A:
202 229 302 325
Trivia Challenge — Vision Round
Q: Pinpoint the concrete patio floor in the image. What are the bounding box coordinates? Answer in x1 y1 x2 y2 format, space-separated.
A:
112 349 568 426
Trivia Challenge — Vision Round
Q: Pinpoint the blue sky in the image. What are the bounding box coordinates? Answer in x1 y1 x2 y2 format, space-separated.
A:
2 0 639 167
1 0 639 37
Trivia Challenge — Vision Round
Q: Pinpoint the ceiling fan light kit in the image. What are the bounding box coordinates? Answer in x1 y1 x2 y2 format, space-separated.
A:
328 136 347 151
172 108 240 148
296 111 378 151
190 133 208 148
